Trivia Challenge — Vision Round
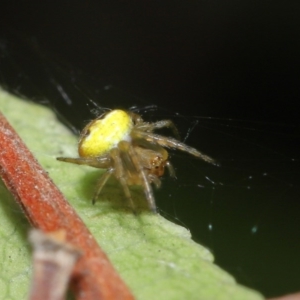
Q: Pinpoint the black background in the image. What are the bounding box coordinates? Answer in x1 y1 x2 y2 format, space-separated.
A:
1 1 300 298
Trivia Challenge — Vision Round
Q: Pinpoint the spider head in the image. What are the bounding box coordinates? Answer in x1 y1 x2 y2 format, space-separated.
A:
149 155 166 177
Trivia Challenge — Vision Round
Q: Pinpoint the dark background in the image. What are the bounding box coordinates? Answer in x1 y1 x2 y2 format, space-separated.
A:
1 1 300 298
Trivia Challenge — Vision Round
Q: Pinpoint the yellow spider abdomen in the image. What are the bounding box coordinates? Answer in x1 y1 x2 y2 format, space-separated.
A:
78 110 133 157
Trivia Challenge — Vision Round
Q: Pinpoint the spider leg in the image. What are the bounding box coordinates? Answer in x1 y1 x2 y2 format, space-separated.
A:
109 148 136 211
132 131 216 165
136 120 180 139
127 144 157 213
57 156 110 168
92 168 114 204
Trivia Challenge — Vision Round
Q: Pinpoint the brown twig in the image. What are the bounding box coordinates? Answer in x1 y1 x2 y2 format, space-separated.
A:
268 293 300 300
28 229 82 300
0 111 134 300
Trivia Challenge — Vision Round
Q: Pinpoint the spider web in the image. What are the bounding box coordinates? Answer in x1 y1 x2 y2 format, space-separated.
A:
0 35 299 299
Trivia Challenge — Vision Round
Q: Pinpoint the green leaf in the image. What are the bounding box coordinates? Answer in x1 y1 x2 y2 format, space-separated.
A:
0 88 264 300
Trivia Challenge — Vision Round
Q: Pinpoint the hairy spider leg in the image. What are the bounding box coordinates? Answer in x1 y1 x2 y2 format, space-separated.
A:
57 156 113 204
109 147 136 211
118 140 157 212
126 143 157 213
134 119 181 140
131 131 216 165
56 156 111 168
92 168 114 204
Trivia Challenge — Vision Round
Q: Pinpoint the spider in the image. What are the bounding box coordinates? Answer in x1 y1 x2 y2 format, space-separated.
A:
57 109 215 213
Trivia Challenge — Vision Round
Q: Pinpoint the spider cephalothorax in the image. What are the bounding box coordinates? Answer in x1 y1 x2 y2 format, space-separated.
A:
57 109 215 212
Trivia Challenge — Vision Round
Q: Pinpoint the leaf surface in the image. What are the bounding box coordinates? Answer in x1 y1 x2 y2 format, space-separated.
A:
0 89 263 300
